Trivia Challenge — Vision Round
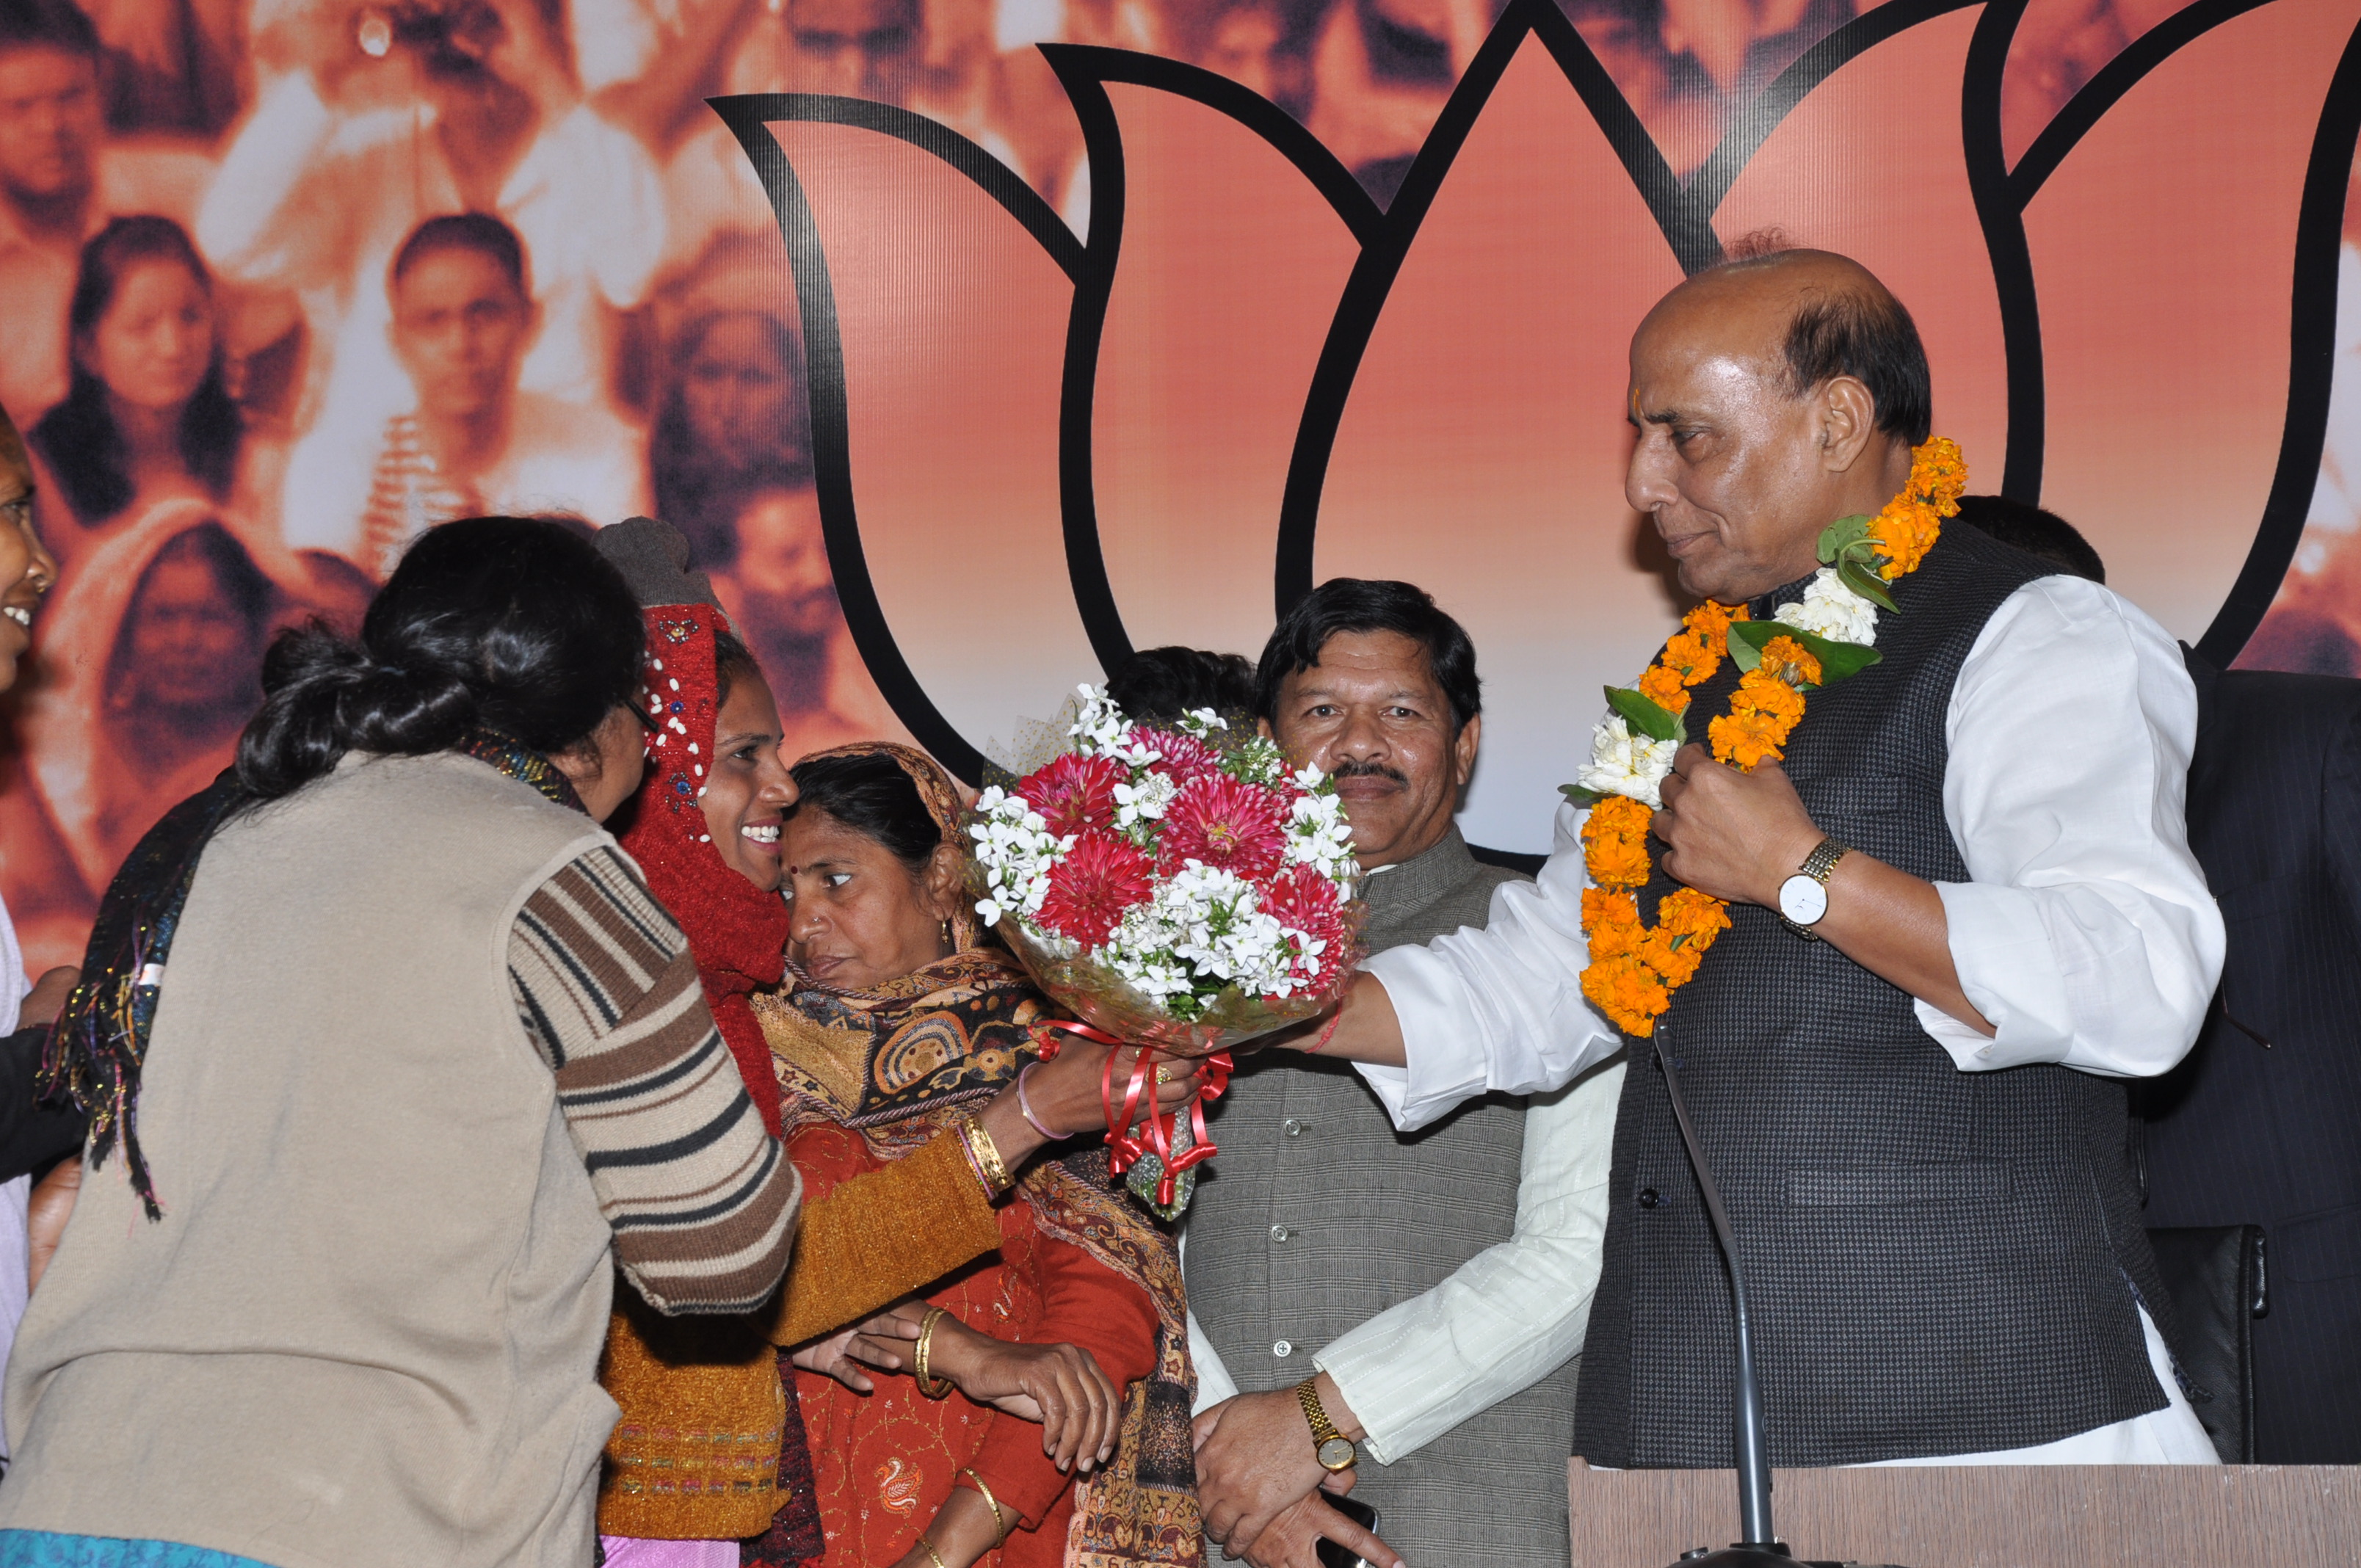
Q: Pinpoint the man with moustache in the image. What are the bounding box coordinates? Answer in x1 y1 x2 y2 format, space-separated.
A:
1298 247 2225 1470
1185 579 1624 1568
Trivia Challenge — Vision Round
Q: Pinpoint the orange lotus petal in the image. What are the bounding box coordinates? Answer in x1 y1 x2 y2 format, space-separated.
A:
1093 81 1363 655
764 117 1092 751
2025 0 2358 645
1311 32 1689 854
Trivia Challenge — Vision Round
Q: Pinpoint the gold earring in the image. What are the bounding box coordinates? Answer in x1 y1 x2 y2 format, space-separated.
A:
940 918 951 945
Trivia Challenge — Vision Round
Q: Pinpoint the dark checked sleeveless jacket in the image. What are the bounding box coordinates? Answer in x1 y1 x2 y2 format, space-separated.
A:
1571 525 2175 1468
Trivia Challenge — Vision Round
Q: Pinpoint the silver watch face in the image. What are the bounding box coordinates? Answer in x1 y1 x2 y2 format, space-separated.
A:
1318 1436 1357 1470
1778 872 1829 926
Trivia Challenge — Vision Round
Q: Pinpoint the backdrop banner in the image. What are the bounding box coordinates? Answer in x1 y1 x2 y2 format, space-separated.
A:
0 0 2355 968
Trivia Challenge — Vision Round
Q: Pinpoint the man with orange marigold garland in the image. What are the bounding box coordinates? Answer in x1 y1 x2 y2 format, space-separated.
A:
1290 247 2227 1471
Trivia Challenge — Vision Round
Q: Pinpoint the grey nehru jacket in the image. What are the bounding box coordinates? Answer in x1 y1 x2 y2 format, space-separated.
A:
1186 827 1581 1567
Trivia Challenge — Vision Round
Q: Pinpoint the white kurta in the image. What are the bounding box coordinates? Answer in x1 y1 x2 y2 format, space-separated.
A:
1357 574 2229 1466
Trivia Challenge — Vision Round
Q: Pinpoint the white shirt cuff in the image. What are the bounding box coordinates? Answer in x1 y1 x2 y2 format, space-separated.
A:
1917 880 2075 1070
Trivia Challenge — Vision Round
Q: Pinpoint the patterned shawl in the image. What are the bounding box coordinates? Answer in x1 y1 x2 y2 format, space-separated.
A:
763 948 1201 1565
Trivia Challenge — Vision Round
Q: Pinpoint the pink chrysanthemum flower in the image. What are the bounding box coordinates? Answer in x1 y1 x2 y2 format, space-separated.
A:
1038 830 1156 949
1263 864 1348 985
1136 728 1222 780
1161 772 1288 880
1018 752 1128 839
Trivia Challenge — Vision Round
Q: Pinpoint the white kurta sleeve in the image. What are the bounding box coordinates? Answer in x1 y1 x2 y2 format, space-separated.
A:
1921 576 2224 1077
1356 804 1622 1130
1313 1055 1622 1463
1187 1309 1241 1415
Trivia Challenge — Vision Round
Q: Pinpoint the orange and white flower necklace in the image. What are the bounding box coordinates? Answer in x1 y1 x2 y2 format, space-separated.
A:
1567 437 1968 1037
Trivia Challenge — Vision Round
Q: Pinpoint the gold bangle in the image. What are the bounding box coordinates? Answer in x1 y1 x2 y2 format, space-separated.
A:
960 1466 1009 1543
962 1113 1012 1195
914 1536 949 1568
913 1304 953 1400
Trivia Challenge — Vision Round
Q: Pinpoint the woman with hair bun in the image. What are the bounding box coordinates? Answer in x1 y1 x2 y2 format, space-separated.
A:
0 516 805 1568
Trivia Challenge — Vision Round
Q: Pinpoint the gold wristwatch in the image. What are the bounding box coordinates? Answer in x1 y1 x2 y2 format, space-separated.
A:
1777 836 1850 940
1295 1376 1357 1473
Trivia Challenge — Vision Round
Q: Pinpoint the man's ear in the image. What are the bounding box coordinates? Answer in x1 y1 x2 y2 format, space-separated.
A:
1816 377 1877 474
1257 716 1275 740
1453 713 1481 790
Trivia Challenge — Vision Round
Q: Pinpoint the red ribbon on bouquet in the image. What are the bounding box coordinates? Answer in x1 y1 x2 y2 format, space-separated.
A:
1030 1019 1233 1205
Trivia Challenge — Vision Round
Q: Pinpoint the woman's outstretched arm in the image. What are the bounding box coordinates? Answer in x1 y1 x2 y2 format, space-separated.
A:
769 1042 1203 1346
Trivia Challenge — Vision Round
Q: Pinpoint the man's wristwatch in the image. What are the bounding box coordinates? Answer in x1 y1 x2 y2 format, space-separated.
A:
1295 1376 1357 1473
1777 837 1850 939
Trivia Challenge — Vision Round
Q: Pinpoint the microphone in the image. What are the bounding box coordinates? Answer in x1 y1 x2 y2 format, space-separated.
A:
1654 1032 1794 1567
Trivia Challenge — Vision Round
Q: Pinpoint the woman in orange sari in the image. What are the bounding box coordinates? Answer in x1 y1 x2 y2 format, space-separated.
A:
756 745 1203 1568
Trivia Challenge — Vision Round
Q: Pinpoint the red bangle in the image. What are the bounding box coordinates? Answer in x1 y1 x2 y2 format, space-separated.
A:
1302 1009 1346 1055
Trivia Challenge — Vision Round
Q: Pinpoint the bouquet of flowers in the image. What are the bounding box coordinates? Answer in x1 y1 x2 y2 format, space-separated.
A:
968 687 1363 1213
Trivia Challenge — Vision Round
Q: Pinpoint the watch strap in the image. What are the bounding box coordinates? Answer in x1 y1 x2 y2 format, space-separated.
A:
1296 1376 1343 1448
1799 837 1850 885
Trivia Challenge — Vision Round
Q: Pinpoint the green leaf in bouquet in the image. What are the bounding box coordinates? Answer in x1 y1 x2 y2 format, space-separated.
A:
1816 515 1872 563
1560 782 1603 807
1727 619 1883 688
1836 553 1899 613
1604 684 1680 744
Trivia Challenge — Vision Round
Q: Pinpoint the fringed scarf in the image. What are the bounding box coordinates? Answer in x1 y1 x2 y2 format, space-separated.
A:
763 945 1203 1566
617 602 792 1135
41 733 584 1220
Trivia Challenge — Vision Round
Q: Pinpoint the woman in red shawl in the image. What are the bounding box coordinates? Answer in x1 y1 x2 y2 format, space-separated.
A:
588 521 1198 1564
755 744 1204 1568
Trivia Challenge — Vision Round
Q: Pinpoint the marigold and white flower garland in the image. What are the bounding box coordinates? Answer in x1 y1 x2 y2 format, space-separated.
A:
1571 437 1968 1037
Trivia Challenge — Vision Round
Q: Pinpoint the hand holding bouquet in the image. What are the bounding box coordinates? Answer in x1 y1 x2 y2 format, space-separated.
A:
968 689 1363 1213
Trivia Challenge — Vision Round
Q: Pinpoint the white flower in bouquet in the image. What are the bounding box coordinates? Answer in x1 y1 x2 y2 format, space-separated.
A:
968 785 1063 928
1283 778 1358 882
1113 769 1179 832
1774 567 1880 645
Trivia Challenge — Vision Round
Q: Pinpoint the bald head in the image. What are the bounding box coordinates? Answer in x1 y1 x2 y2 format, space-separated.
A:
1623 248 1929 602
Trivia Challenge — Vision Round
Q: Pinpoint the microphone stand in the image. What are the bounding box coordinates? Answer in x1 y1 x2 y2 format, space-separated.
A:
1656 1033 1794 1567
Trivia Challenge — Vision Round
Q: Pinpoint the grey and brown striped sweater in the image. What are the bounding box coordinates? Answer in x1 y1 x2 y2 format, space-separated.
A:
510 845 802 1313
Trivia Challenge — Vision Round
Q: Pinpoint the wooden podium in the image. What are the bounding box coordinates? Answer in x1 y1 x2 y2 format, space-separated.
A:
1567 1457 2361 1566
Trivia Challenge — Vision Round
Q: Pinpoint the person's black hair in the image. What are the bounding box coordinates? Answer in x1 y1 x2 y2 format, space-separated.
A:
787 751 941 874
389 211 531 298
649 309 813 572
1720 233 1933 445
1106 645 1258 725
30 217 242 525
1255 578 1481 734
1952 493 2106 584
713 626 762 708
0 0 100 58
236 516 642 799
